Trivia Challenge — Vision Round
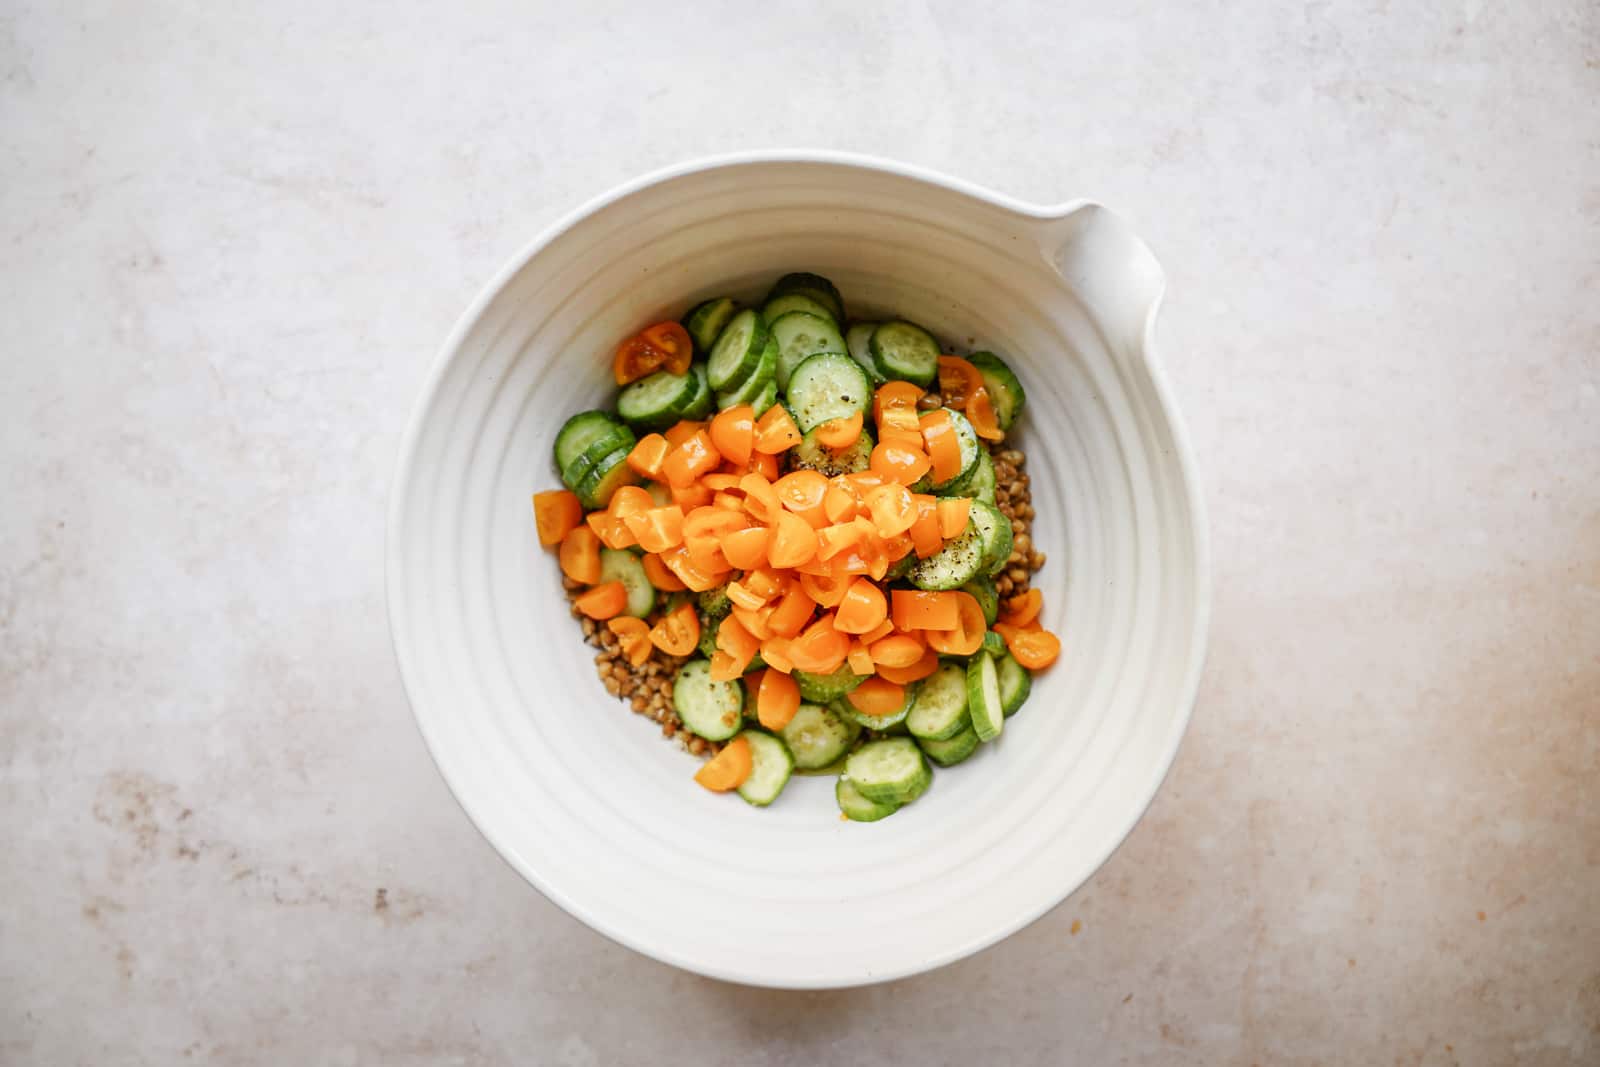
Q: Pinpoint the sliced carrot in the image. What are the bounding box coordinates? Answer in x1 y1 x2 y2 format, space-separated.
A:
669 482 714 510
649 602 700 656
869 442 932 486
891 589 958 631
661 430 722 489
625 504 685 554
967 386 1005 441
814 410 864 450
760 636 795 673
834 577 888 635
607 616 653 666
924 591 986 656
694 734 752 791
876 646 940 684
626 434 671 480
641 552 687 591
847 641 877 676
774 469 830 527
1002 626 1061 670
937 355 985 408
920 409 964 485
708 404 756 469
739 472 781 525
766 581 817 638
558 526 602 584
865 483 917 538
867 633 924 668
756 669 801 731
574 581 627 620
767 510 818 569
799 569 850 608
533 489 583 547
1000 588 1043 628
847 677 907 717
663 419 705 448
753 405 802 454
722 526 771 571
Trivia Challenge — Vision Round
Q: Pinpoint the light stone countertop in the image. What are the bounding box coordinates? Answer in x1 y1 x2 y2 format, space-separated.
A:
2 3 1596 1064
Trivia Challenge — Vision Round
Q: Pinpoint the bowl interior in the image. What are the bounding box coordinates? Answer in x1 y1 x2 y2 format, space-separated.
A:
389 158 1205 987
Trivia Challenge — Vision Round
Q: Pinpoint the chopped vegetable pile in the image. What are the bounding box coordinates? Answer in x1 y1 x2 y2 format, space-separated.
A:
531 272 1061 819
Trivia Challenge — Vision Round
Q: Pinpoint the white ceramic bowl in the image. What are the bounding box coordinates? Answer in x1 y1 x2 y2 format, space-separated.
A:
388 151 1209 988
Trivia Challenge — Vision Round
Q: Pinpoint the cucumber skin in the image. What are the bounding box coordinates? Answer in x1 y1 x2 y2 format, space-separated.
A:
735 730 795 807
598 548 656 618
837 776 899 822
918 725 980 767
795 664 865 703
968 351 1026 430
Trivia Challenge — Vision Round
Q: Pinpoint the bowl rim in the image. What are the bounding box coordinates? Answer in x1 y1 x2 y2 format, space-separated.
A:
386 149 1212 988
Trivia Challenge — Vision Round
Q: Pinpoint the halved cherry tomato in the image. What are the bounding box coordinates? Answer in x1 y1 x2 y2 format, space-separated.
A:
906 495 943 558
744 568 786 599
664 420 706 448
726 579 769 612
875 646 940 684
613 335 664 385
709 404 756 469
788 613 849 674
649 601 700 656
847 640 877 676
626 434 671 480
708 650 742 682
716 613 762 669
739 472 781 524
767 511 818 569
846 677 907 717
799 568 850 608
937 497 972 539
683 505 749 542
704 473 742 491
967 386 1004 441
722 526 771 571
574 581 627 620
658 544 721 592
641 552 687 591
774 469 830 527
834 577 888 635
558 526 601 584
937 355 985 408
823 483 860 524
869 632 926 668
760 636 795 674
924 591 986 656
694 734 752 791
586 508 634 550
869 442 931 486
816 520 866 562
684 536 730 575
607 484 653 523
661 430 722 489
873 381 924 427
865 483 917 538
859 618 895 645
1000 588 1043 628
714 491 743 511
920 410 964 485
814 410 864 450
533 489 583 547
731 603 773 641
608 616 653 666
625 504 686 553
1001 626 1061 669
756 668 801 731
753 405 802 454
641 321 693 375
766 581 817 639
891 589 959 631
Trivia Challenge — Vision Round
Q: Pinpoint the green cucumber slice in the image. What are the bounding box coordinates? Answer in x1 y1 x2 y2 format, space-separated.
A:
779 703 860 770
845 322 886 385
616 368 699 431
560 425 636 489
907 521 985 591
715 333 778 409
794 662 864 703
844 738 931 804
947 447 997 505
768 272 844 325
762 291 838 326
969 501 1014 577
980 630 1007 657
998 653 1032 717
574 447 640 509
918 724 980 767
750 377 779 417
598 549 656 618
968 351 1026 430
735 730 794 807
905 663 970 741
961 575 1000 625
554 410 626 472
770 311 849 391
683 297 739 355
869 321 940 387
837 775 899 822
967 652 1004 742
785 352 871 432
672 659 745 741
707 309 769 391
929 409 981 492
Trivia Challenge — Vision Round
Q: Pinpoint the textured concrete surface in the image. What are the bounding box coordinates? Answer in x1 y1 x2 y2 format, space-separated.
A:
2 2 1597 1064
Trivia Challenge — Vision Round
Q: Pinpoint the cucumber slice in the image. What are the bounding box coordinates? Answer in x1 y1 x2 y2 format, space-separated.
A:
947 447 997 505
707 309 769 391
750 377 779 417
785 352 871 432
837 681 918 730
967 652 1004 742
907 521 985 591
768 272 844 325
845 738 931 804
769 311 849 391
683 297 738 355
598 549 656 618
762 291 838 327
998 653 1032 717
790 425 875 477
779 703 860 770
869 321 940 387
560 425 635 490
969 501 1014 577
980 630 1007 657
885 552 915 581
905 663 970 741
574 448 641 509
672 659 745 741
968 351 1026 431
837 775 899 822
845 322 886 385
961 576 1000 625
715 333 778 409
554 410 626 472
795 662 864 703
918 724 980 767
929 409 981 492
616 368 699 431
735 730 794 807
681 363 713 420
